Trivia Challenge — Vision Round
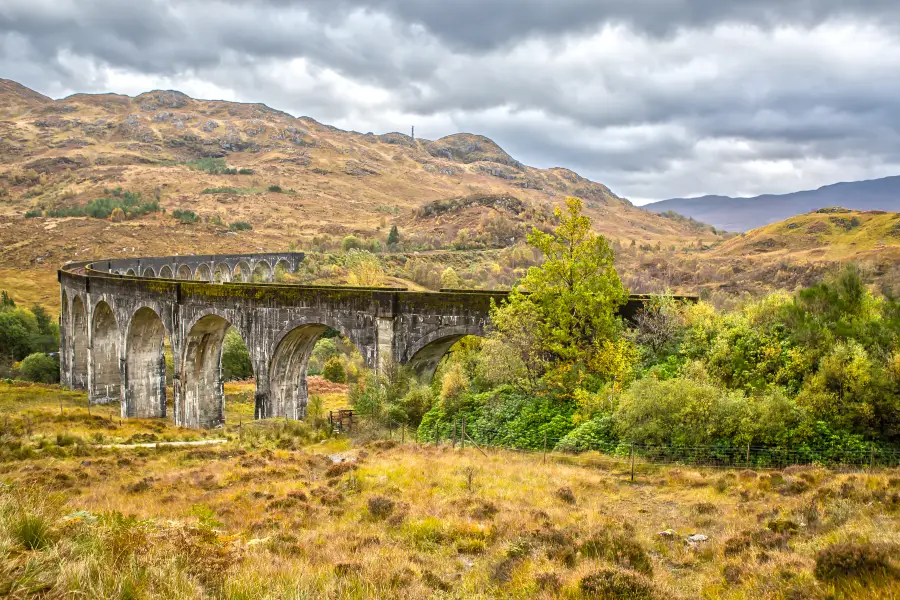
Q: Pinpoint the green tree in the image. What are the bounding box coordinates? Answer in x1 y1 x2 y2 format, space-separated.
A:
387 224 400 247
0 291 14 309
0 310 37 361
322 356 347 383
489 197 632 391
19 352 59 384
221 328 252 381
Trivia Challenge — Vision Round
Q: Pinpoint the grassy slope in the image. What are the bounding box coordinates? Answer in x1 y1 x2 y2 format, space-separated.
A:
1 382 899 599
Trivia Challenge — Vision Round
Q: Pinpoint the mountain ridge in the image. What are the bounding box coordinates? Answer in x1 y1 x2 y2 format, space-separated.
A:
645 175 900 232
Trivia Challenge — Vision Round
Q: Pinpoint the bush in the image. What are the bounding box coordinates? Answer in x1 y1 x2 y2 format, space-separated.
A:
229 221 252 232
185 157 228 173
579 525 653 575
814 542 896 582
18 352 59 383
24 208 42 218
172 209 199 224
555 415 619 453
322 357 347 383
222 329 252 381
108 207 125 222
367 495 396 519
268 185 283 193
341 236 364 252
579 568 659 600
45 189 159 220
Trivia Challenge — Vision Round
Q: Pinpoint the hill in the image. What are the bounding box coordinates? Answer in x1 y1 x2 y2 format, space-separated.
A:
0 78 899 308
0 80 711 270
645 176 900 231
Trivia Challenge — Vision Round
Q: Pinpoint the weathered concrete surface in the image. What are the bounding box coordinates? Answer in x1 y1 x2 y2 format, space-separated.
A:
59 253 693 429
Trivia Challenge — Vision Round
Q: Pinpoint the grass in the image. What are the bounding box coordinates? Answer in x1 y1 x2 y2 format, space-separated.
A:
0 383 899 598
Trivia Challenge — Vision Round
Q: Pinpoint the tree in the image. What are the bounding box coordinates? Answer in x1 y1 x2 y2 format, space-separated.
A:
346 250 384 286
387 224 400 247
0 291 14 309
221 328 252 381
440 267 462 289
19 352 59 384
322 357 347 383
488 197 632 391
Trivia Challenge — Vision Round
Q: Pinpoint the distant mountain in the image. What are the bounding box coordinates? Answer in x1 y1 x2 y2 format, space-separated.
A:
644 177 900 232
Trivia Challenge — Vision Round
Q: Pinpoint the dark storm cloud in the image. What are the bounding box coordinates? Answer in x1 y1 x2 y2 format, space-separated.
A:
2 0 900 200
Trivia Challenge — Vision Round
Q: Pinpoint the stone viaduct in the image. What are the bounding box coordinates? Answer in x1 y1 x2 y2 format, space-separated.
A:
59 252 677 429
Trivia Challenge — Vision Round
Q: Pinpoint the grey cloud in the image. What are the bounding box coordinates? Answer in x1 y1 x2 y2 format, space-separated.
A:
3 0 900 201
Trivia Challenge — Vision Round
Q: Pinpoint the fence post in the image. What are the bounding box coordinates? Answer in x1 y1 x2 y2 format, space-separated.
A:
869 443 875 473
453 422 457 448
402 424 405 444
461 417 466 450
543 432 547 464
630 443 635 482
746 443 750 469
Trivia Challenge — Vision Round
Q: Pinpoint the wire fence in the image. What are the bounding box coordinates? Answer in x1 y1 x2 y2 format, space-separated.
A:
355 413 900 473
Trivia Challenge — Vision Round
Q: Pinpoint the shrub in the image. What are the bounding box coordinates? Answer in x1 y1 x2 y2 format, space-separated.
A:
201 186 243 194
185 157 228 173
555 487 576 505
45 189 159 220
109 207 125 222
341 236 364 252
579 568 658 600
555 415 618 453
268 185 283 193
322 357 347 383
579 525 653 575
238 168 254 175
18 352 59 384
24 208 42 218
814 542 895 582
172 209 199 224
229 221 252 232
367 495 396 519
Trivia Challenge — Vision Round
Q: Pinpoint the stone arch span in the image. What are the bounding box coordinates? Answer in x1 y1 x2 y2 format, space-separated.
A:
251 261 272 282
405 325 487 379
142 267 156 277
194 263 212 282
124 307 168 419
214 263 232 283
180 314 248 429
268 318 359 420
91 300 121 403
234 261 251 283
71 295 88 389
158 265 174 279
177 264 192 280
125 268 136 277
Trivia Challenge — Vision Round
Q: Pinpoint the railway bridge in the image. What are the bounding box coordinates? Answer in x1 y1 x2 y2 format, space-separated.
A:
59 252 667 429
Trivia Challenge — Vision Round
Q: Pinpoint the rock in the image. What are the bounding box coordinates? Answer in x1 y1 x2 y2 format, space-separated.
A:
658 529 677 538
687 534 709 543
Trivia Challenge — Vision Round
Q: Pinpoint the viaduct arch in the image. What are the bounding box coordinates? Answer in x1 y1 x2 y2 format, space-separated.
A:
59 252 686 429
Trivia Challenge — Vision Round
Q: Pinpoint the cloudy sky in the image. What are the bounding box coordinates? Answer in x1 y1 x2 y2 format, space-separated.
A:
3 0 900 203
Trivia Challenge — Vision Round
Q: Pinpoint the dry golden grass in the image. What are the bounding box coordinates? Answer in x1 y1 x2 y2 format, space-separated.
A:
1 383 899 599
